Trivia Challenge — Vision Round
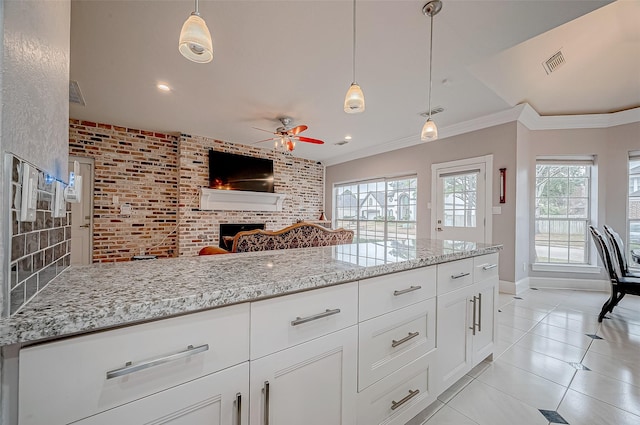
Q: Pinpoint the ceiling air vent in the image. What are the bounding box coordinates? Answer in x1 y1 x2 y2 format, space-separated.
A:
543 50 565 75
69 80 86 106
419 106 445 118
334 141 349 146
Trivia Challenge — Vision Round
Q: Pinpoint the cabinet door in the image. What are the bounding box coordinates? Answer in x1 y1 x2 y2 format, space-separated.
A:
249 326 357 425
74 362 249 425
435 285 473 394
471 278 497 365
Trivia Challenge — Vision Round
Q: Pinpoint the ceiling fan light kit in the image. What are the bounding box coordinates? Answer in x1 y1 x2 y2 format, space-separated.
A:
421 0 442 142
179 0 213 64
344 0 365 113
254 117 325 153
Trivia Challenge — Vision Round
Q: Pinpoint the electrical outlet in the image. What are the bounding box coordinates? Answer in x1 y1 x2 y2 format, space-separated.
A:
120 203 132 215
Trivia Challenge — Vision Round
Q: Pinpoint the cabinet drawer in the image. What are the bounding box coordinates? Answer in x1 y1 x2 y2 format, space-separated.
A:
473 253 499 283
358 298 436 391
74 362 249 425
357 352 436 425
251 282 358 359
436 258 473 295
359 266 436 321
19 303 250 425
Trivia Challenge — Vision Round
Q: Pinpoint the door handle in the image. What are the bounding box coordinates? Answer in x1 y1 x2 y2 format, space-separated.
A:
436 227 443 231
263 381 270 425
469 297 477 336
235 392 242 425
477 293 482 332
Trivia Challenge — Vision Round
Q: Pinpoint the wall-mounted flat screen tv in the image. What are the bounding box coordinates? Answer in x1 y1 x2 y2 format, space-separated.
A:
208 149 275 193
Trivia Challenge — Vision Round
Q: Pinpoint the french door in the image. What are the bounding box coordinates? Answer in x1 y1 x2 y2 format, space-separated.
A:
432 156 492 244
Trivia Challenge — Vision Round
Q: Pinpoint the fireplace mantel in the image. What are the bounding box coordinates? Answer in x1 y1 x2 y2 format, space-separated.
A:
200 188 287 212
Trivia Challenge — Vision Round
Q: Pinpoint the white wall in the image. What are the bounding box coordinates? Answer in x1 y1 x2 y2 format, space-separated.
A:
325 122 518 283
0 1 70 423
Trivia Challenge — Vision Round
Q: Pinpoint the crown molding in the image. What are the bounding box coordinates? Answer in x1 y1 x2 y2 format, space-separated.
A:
323 104 640 167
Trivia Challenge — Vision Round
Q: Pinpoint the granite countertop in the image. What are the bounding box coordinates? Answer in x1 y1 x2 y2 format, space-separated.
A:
0 239 501 347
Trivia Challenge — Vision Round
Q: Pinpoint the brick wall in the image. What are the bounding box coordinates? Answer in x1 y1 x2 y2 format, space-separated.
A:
177 134 325 257
69 120 179 262
68 120 325 260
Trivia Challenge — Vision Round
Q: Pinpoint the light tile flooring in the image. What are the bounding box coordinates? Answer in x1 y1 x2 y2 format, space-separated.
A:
416 288 640 425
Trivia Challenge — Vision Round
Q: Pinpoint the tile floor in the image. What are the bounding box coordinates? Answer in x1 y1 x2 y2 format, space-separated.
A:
415 288 640 425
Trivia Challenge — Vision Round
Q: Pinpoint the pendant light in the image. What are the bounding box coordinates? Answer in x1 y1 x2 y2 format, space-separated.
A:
344 0 365 113
421 0 442 141
179 0 213 64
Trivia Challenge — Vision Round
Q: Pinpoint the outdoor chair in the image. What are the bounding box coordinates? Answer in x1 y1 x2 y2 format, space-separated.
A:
589 225 640 322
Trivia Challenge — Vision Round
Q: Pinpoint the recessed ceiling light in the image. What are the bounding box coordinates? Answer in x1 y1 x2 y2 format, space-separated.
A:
344 135 352 140
157 83 171 92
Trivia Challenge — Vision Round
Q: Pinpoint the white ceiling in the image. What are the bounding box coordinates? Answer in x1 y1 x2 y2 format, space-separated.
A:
69 0 637 165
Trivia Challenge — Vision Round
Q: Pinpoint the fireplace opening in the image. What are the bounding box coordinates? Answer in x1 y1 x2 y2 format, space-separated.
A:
219 223 265 249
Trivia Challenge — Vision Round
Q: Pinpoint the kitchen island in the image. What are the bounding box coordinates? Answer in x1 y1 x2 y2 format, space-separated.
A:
2 239 501 425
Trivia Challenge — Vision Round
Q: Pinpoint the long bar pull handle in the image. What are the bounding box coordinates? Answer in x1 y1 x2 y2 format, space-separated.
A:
393 285 422 296
291 308 341 326
482 264 497 270
392 331 420 348
469 297 477 336
263 381 270 425
391 389 420 411
106 344 209 379
235 392 242 425
477 293 482 332
451 272 470 280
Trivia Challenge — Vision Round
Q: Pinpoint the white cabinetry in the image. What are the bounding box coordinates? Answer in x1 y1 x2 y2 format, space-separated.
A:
75 362 248 425
249 282 358 425
357 266 438 425
436 253 498 393
249 326 357 425
19 303 250 425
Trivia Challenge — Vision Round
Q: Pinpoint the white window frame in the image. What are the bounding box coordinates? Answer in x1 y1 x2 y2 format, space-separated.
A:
628 151 640 270
532 156 599 273
333 175 417 243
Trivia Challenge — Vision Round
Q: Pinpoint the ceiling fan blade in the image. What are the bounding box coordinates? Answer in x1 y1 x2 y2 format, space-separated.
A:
297 136 324 145
252 137 278 144
287 125 308 136
252 126 276 134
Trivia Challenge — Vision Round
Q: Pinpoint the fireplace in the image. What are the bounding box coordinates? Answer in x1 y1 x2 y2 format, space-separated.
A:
219 223 265 249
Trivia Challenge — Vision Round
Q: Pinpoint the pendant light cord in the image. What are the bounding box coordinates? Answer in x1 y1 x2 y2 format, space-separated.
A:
194 0 200 15
428 13 434 120
352 0 357 84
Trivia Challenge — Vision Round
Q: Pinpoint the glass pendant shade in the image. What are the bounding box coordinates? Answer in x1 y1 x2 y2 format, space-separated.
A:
421 118 438 141
344 83 365 113
179 13 213 63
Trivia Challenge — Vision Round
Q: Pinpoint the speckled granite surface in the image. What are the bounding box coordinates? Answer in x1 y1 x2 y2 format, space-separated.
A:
0 239 501 346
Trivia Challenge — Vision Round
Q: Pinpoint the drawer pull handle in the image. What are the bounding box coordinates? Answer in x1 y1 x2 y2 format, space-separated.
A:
235 392 242 425
105 344 209 379
451 272 470 280
291 308 341 326
391 389 420 411
393 285 422 296
263 381 270 425
391 331 420 348
469 297 478 335
482 264 497 270
477 292 482 332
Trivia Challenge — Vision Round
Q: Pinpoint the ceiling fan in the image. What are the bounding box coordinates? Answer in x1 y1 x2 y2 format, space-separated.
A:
253 117 325 152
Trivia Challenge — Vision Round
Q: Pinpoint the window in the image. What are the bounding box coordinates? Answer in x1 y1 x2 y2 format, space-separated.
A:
334 176 417 243
534 161 592 264
628 153 640 265
442 171 478 227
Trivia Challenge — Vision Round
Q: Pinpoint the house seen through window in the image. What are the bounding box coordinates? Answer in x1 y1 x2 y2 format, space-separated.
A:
334 176 417 244
534 160 593 265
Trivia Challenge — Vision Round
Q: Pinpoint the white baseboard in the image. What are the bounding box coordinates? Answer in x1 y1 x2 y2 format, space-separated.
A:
499 278 530 295
528 276 608 292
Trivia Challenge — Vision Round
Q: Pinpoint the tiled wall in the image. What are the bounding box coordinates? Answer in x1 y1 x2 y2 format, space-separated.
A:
5 154 71 316
68 120 325 260
68 120 180 262
177 134 325 257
